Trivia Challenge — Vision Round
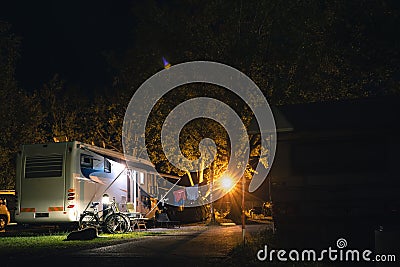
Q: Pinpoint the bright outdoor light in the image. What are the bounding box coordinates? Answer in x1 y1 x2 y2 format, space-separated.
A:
102 193 110 204
220 176 234 191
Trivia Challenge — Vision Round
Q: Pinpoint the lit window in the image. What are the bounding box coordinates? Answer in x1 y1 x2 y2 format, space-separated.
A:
104 159 111 173
139 172 145 184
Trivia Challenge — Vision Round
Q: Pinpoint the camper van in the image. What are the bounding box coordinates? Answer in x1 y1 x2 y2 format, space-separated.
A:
15 141 165 226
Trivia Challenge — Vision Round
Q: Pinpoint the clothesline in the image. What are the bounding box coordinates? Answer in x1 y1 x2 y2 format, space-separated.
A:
145 177 181 217
173 184 200 204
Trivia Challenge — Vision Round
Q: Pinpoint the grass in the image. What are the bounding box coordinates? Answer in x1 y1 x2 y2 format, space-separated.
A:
0 231 165 257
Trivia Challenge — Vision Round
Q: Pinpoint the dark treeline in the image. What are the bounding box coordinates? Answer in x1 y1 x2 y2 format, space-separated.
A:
0 0 399 188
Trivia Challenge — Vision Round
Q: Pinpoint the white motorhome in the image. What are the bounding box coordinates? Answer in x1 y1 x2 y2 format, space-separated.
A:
15 141 166 225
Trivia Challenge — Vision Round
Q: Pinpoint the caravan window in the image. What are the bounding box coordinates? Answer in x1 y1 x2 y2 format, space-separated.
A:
25 154 63 178
139 172 145 184
104 159 111 173
80 154 93 169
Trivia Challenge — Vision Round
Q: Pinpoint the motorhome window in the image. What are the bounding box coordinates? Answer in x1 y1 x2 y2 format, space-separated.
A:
25 154 63 178
150 185 157 195
104 159 111 173
148 174 155 193
135 172 139 196
80 155 93 168
139 172 145 184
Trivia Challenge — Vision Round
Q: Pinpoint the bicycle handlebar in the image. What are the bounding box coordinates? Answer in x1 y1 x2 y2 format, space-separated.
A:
89 200 119 213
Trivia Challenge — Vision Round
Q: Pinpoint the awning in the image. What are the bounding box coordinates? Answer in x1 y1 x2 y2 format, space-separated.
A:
79 143 180 179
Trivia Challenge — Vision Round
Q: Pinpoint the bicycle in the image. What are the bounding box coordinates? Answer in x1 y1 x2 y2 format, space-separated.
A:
79 200 130 234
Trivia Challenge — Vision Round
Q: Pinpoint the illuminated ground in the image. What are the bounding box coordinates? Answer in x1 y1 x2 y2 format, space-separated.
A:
5 224 270 267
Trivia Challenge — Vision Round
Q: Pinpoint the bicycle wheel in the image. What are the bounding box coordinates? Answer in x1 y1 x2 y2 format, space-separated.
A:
104 213 130 234
79 213 99 230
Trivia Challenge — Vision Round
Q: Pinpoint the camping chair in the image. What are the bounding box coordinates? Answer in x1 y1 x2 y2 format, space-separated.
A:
123 202 147 231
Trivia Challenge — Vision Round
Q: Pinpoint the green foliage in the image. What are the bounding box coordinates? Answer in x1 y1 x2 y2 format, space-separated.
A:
143 84 258 188
0 22 44 189
0 1 399 189
108 0 400 187
114 0 399 104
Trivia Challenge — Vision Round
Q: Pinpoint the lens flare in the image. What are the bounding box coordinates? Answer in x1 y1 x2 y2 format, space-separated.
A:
162 56 171 69
122 61 276 207
220 176 234 191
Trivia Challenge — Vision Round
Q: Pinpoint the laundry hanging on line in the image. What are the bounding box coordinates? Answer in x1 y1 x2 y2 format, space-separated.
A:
185 184 199 201
173 189 186 206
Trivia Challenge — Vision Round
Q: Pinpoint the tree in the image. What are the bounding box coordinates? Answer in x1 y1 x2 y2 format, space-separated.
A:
109 0 399 104
36 74 130 152
0 22 44 189
105 0 399 223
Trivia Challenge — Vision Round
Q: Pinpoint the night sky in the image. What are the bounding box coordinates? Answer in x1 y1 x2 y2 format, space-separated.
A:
1 1 134 91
